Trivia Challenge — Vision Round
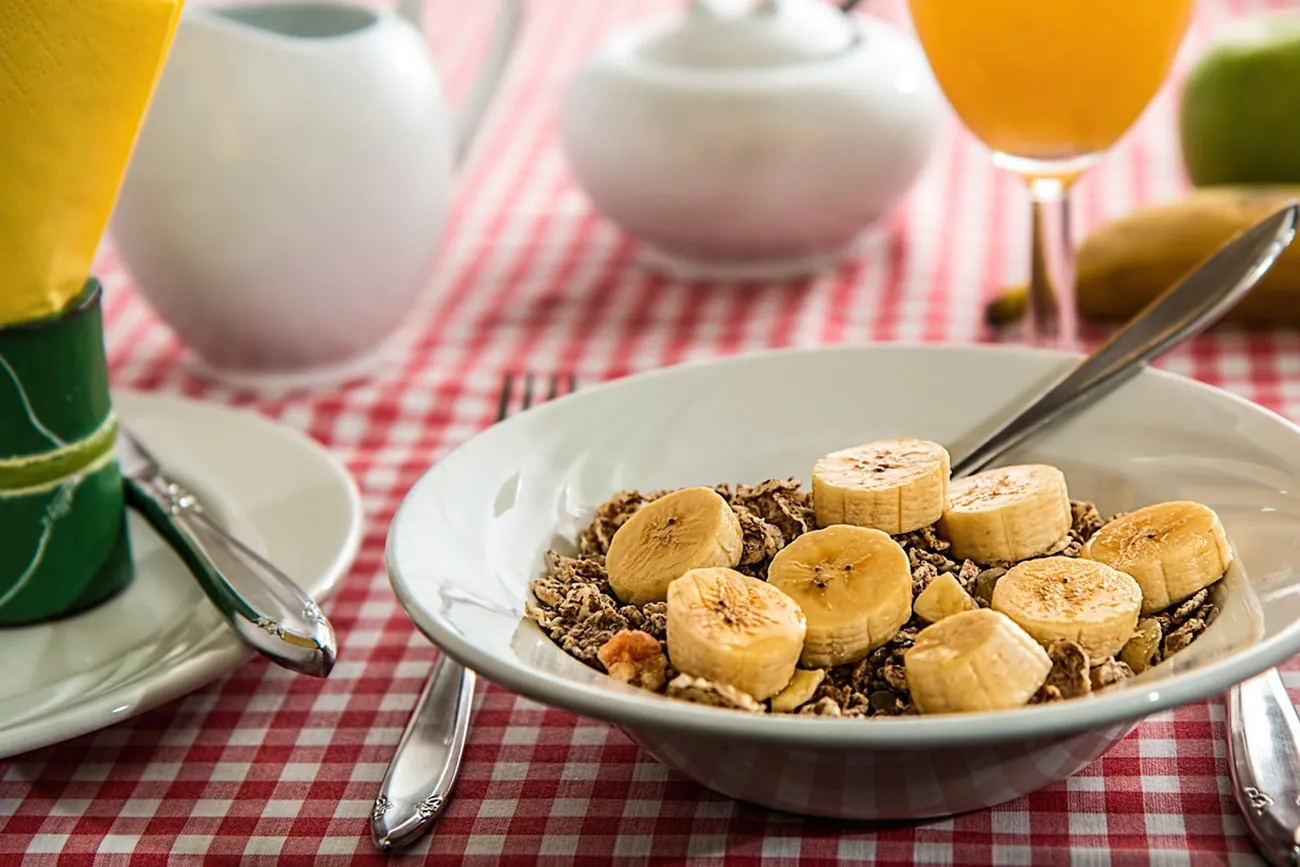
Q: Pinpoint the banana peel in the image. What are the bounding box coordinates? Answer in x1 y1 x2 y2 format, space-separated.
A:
985 186 1300 328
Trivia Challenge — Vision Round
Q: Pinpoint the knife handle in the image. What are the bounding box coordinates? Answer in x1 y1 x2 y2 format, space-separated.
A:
124 476 337 678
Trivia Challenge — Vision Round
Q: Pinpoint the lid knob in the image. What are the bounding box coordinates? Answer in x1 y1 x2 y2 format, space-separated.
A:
636 0 857 69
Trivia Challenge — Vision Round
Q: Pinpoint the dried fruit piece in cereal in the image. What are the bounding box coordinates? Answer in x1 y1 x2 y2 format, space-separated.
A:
597 629 668 691
914 573 978 624
666 567 806 700
812 439 951 534
767 526 912 667
606 487 744 604
938 465 1072 564
1083 501 1232 614
992 557 1142 659
770 669 828 713
1119 618 1162 673
973 567 1007 607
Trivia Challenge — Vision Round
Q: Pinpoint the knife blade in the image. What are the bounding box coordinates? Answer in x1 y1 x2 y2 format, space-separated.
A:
118 424 337 677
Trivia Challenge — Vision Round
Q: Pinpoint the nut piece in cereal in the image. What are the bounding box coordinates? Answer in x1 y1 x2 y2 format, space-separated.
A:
914 573 978 624
812 438 950 535
767 525 912 667
605 486 744 605
597 629 668 691
1082 500 1232 615
904 608 1052 714
666 567 806 700
991 557 1142 659
938 464 1071 564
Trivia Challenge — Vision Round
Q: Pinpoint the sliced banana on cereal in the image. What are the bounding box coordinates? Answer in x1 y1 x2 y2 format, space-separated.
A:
904 608 1052 714
937 464 1071 564
812 438 950 534
766 525 913 667
769 668 827 713
605 486 743 605
913 573 978 624
1083 500 1232 615
666 567 806 701
991 556 1142 659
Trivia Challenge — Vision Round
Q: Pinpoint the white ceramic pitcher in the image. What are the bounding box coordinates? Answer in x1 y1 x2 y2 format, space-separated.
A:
110 0 522 389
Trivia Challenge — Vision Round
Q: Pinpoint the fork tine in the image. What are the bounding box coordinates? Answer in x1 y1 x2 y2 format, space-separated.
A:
545 373 561 402
567 372 577 395
496 373 513 423
520 372 535 411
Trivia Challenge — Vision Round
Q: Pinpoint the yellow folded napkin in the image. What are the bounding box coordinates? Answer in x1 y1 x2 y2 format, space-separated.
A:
0 0 183 326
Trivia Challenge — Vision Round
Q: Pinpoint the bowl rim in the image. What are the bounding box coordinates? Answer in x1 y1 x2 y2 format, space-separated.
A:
387 342 1300 746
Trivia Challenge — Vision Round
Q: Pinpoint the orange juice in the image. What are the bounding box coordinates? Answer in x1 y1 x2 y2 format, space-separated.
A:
906 0 1194 165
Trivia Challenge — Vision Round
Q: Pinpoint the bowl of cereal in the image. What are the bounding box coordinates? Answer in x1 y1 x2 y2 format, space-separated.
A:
387 344 1300 819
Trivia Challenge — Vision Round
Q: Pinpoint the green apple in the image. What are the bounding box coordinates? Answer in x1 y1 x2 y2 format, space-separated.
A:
1180 12 1300 185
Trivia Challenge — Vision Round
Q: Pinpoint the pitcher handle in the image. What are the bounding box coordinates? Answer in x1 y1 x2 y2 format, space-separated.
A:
395 0 523 167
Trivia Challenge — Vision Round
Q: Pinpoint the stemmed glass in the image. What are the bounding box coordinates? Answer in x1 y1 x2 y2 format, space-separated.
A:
903 0 1196 347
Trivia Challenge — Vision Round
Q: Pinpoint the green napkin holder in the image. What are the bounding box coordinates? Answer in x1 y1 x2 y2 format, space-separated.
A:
0 279 132 625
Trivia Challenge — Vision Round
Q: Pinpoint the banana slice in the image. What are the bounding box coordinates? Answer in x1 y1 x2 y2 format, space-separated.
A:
812 438 950 534
914 573 978 624
904 608 1052 714
937 464 1071 564
1082 501 1232 615
991 556 1142 659
770 668 827 713
666 567 806 700
766 525 912 667
606 486 744 605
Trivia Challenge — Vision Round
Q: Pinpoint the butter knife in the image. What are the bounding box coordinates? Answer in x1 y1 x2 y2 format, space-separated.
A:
117 425 337 678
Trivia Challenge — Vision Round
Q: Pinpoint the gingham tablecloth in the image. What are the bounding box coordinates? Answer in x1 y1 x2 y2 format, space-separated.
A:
4 0 1298 862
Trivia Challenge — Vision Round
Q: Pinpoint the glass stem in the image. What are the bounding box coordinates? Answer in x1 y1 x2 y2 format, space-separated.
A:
1026 176 1078 349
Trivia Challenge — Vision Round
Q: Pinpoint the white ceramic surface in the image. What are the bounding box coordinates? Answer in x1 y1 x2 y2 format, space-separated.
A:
387 344 1300 819
109 0 521 389
0 391 362 760
560 0 942 281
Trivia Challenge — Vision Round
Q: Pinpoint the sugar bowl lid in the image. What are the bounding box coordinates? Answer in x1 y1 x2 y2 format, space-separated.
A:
634 0 857 69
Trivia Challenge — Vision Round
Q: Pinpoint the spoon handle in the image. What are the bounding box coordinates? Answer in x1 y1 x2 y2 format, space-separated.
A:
951 201 1298 478
370 654 475 851
1227 668 1300 866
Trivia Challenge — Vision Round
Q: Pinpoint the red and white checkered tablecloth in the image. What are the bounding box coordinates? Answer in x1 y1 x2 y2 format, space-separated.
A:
4 0 1299 862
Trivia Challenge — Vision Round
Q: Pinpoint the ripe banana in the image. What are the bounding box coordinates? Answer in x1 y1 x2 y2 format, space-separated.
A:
903 608 1052 714
665 567 806 701
991 557 1143 659
913 573 978 624
937 464 1071 564
985 186 1300 328
766 525 913 667
812 438 950 534
770 668 827 713
1083 501 1232 615
606 486 744 605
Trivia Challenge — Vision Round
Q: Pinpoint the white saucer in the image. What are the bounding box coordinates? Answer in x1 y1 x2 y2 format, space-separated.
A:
0 390 363 760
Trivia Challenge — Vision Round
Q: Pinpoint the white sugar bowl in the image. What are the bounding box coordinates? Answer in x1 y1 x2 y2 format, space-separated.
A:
560 0 942 281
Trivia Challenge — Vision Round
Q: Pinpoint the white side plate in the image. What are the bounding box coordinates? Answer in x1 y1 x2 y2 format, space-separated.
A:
0 390 362 760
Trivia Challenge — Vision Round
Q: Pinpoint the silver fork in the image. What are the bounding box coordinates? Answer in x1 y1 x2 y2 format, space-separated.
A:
371 371 576 852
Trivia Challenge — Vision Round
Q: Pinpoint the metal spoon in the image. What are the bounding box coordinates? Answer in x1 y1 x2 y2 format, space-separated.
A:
946 201 1298 867
951 202 1298 477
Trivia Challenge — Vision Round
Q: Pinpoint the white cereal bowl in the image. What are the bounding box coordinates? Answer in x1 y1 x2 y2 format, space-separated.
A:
387 344 1300 819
